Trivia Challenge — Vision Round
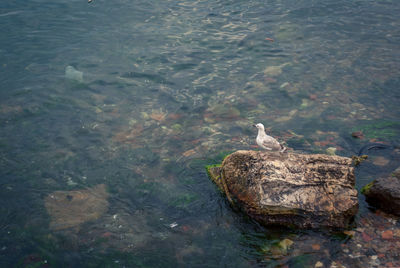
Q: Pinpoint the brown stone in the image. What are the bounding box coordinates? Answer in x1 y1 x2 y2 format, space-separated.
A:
208 150 358 229
351 131 364 139
382 230 393 240
363 167 400 216
393 229 400 237
45 184 109 231
362 232 373 242
343 230 355 237
312 244 321 251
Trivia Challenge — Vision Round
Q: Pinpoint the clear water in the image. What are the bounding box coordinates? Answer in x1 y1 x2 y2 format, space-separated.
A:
1 0 400 267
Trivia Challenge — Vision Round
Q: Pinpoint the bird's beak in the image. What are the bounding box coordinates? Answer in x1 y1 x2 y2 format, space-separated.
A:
253 124 257 127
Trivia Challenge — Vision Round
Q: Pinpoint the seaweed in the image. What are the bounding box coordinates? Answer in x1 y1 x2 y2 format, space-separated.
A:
205 164 221 179
361 181 374 195
352 121 400 140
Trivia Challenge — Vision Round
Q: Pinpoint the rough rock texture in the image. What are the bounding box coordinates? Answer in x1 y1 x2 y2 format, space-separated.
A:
363 166 400 216
45 184 109 231
208 150 358 229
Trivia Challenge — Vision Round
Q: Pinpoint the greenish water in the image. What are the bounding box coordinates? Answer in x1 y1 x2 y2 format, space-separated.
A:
1 0 400 267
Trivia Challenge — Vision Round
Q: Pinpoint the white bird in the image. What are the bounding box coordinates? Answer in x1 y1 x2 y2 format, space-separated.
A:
254 123 286 152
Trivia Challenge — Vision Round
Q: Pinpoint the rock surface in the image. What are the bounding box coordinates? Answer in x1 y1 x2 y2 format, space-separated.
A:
362 166 400 216
45 184 109 231
207 150 358 229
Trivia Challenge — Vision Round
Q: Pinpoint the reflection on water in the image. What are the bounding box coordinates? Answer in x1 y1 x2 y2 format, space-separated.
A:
1 0 400 266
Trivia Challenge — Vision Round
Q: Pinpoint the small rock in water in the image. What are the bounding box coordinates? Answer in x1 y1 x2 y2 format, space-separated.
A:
351 131 364 139
372 156 390 166
45 184 109 231
280 82 290 88
326 147 337 155
362 167 400 216
263 63 290 77
311 244 321 251
65 65 83 83
343 230 355 237
314 261 324 268
362 232 373 242
300 98 311 108
394 228 400 237
381 230 393 240
278 238 293 251
392 167 400 178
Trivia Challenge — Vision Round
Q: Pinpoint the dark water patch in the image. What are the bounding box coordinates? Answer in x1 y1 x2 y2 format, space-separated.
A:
172 63 198 72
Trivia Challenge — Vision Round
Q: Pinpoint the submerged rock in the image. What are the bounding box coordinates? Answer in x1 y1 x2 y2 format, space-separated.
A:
45 184 109 231
204 103 241 123
263 62 290 77
207 150 358 229
65 65 83 83
362 166 400 216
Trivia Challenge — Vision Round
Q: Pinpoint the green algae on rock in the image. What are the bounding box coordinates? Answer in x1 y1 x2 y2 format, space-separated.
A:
361 181 374 195
351 155 368 166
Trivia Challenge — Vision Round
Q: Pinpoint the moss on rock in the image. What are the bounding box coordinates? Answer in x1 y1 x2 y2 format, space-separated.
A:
361 181 374 195
205 164 223 191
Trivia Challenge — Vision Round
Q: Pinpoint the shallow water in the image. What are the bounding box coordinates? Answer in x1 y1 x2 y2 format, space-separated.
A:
1 0 400 267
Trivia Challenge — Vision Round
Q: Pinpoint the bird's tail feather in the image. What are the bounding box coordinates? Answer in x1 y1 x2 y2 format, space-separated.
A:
280 145 287 153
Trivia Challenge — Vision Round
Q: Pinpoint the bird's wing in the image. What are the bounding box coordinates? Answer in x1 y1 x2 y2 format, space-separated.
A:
261 136 281 150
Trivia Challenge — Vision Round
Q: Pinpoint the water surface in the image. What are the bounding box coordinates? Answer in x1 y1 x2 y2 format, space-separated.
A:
1 0 400 267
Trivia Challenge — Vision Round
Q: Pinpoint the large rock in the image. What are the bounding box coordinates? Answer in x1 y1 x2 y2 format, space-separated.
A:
207 150 358 229
362 166 400 216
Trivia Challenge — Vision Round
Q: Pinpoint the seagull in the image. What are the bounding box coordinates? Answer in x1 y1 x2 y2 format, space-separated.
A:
254 123 286 152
